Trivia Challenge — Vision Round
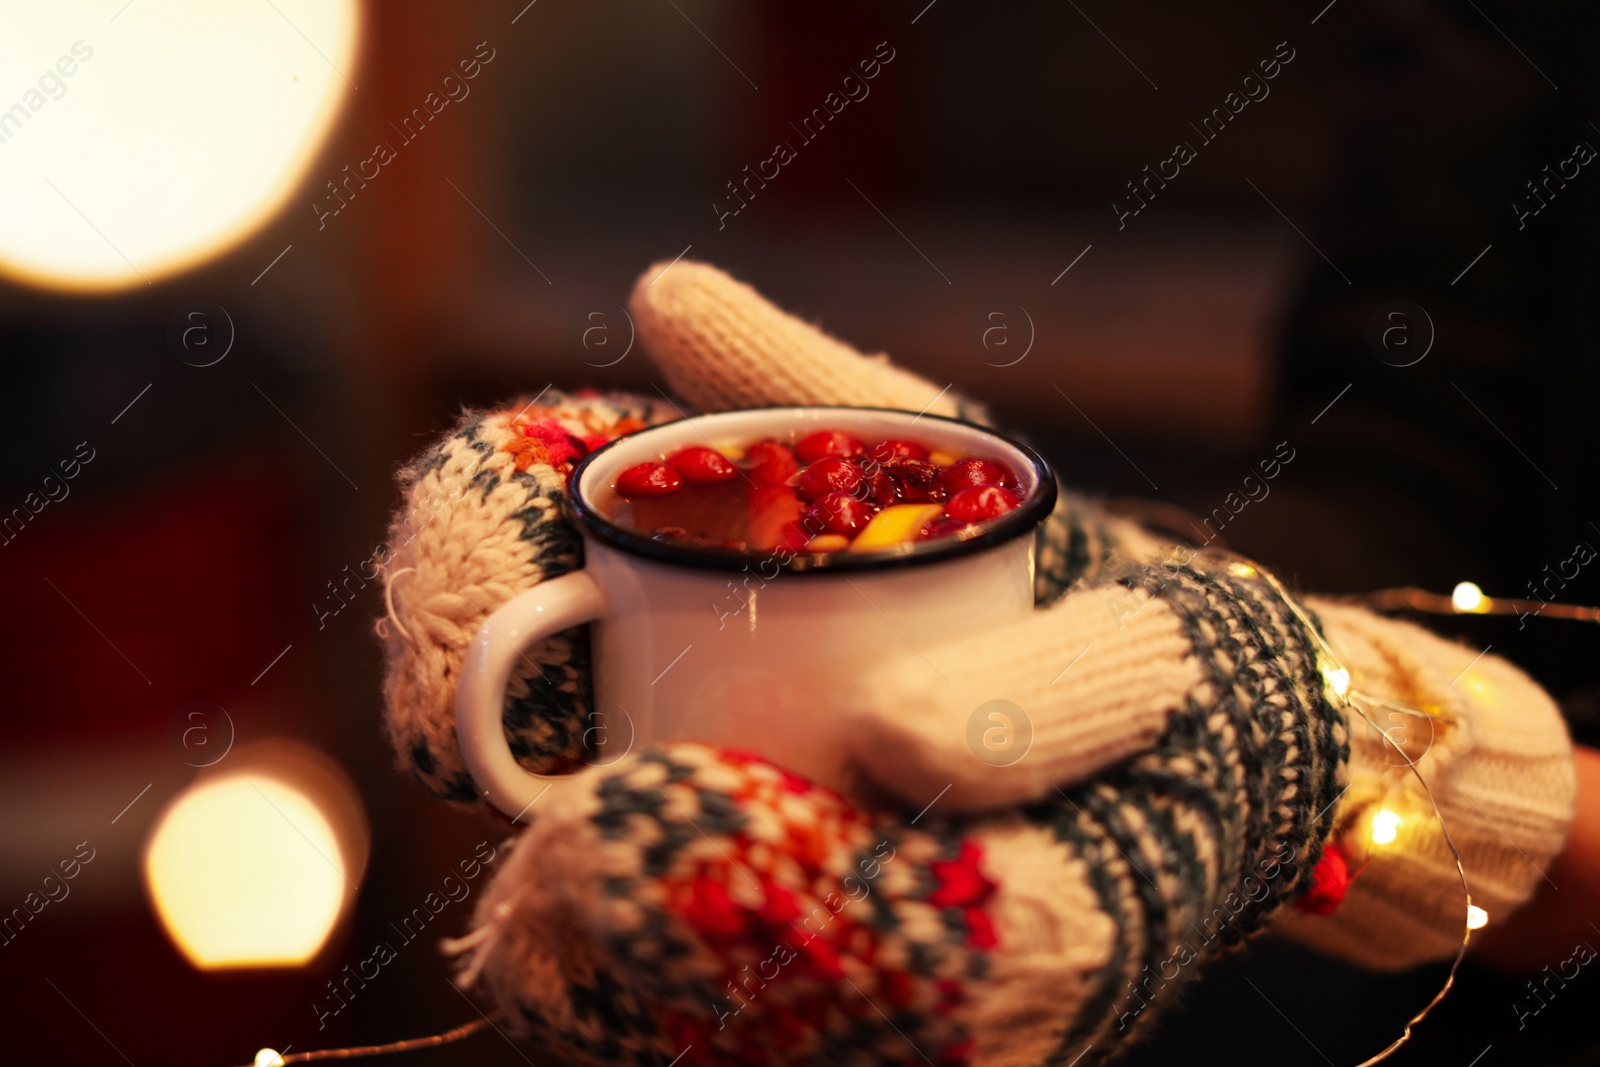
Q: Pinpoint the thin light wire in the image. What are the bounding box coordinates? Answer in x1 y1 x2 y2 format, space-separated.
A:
234 1017 492 1065
1341 690 1472 1067
1340 585 1600 624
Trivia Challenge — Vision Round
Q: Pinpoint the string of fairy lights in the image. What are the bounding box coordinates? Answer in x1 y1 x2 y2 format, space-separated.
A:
234 573 1592 1067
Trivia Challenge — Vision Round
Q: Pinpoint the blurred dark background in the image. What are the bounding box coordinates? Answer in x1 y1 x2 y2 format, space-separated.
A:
3 1 1597 1064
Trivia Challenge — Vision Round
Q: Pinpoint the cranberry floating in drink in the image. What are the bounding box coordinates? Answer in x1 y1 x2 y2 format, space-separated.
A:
796 456 863 501
744 440 799 484
666 445 739 485
795 430 866 463
938 456 1014 494
869 438 930 463
607 432 1021 556
945 485 1021 523
615 462 682 498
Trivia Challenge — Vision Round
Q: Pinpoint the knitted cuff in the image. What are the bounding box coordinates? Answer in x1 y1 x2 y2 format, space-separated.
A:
1277 601 1576 969
1034 488 1169 606
629 259 989 425
1022 558 1347 1058
378 390 675 806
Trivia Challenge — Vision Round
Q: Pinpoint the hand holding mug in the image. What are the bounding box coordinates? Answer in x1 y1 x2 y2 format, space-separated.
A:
378 261 1573 1066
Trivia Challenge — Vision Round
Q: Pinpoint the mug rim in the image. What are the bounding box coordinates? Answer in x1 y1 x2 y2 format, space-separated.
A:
567 405 1057 575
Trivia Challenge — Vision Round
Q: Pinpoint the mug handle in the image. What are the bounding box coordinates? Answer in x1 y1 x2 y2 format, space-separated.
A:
455 571 607 821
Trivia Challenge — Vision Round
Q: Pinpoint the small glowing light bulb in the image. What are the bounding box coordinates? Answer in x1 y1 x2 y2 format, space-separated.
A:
1322 663 1351 699
255 1051 286 1067
1452 581 1488 613
1371 808 1402 845
1466 905 1488 930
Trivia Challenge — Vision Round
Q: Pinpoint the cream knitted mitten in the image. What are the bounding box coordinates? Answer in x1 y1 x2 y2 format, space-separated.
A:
1279 600 1576 969
631 259 982 423
627 259 1576 965
838 576 1576 968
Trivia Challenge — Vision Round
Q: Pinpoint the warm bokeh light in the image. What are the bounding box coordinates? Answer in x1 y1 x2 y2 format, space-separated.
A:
1451 581 1488 613
1321 663 1351 699
0 2 359 291
1371 807 1402 846
143 743 367 970
1466 904 1488 930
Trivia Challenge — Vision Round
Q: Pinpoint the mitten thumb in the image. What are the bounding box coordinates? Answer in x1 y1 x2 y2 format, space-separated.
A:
630 259 971 419
844 579 1200 814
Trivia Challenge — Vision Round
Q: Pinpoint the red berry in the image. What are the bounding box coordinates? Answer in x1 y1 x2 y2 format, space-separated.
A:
805 492 875 537
869 439 930 463
861 468 898 506
667 445 738 485
882 457 946 503
937 457 1015 494
616 462 682 498
745 440 799 484
945 485 1021 523
796 456 864 501
796 430 865 464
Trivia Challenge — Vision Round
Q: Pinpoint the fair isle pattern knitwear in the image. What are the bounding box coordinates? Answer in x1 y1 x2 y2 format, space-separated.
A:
379 389 676 807
452 555 1347 1067
1034 489 1167 608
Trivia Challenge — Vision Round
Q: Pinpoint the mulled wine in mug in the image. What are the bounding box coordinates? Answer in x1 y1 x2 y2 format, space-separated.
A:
456 406 1056 818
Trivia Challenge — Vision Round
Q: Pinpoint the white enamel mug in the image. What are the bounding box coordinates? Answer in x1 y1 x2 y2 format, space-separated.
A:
456 406 1056 820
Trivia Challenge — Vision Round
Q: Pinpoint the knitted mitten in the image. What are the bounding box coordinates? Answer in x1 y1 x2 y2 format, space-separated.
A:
624 265 1576 961
836 577 1576 969
378 261 1576 1065
379 390 677 805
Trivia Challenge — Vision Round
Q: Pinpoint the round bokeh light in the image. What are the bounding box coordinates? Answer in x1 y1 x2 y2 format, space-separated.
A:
143 742 368 970
0 2 359 291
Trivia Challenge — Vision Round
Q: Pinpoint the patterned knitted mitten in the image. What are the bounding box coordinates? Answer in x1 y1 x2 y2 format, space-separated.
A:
378 262 1576 1065
379 390 677 805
